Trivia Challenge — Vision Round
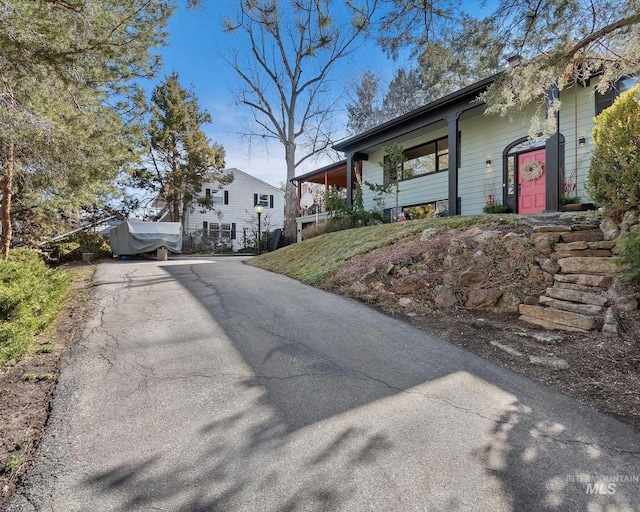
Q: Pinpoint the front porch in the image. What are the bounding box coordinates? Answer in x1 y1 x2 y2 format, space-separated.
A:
291 160 359 241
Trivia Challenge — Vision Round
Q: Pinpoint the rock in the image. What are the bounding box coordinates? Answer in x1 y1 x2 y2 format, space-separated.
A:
539 295 605 315
602 307 618 335
620 210 640 234
531 232 562 242
392 276 426 295
534 236 555 255
544 287 608 306
472 250 492 268
539 257 561 274
473 230 504 244
519 304 596 330
361 267 377 280
588 241 616 250
558 257 625 275
560 230 604 243
554 273 612 288
495 291 521 313
550 249 612 259
442 273 457 285
458 270 486 288
398 297 413 307
466 288 502 309
519 314 590 333
434 285 457 308
616 296 638 312
397 266 410 276
515 331 564 344
553 281 608 293
385 263 395 275
554 241 589 251
528 356 570 369
406 312 417 317
490 341 523 357
350 281 368 293
420 228 438 242
533 225 571 232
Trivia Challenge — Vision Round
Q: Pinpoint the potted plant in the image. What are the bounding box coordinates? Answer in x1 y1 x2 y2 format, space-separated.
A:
482 194 510 214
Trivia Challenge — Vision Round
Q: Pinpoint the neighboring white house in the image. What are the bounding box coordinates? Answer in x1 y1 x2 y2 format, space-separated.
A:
184 168 285 252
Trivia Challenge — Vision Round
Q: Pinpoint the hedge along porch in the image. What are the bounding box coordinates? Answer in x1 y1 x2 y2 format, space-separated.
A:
333 74 610 218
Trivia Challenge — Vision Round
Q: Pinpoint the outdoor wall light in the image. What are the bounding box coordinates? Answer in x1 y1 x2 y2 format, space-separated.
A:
486 159 492 167
578 136 586 147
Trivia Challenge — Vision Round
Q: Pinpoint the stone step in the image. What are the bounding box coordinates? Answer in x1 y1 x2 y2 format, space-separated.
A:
519 304 596 331
519 314 590 333
554 273 613 288
553 281 609 294
560 230 604 243
545 287 608 306
539 295 606 315
550 249 612 259
558 257 625 275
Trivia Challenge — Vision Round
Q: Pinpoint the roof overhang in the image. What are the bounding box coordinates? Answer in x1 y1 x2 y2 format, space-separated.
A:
333 73 500 155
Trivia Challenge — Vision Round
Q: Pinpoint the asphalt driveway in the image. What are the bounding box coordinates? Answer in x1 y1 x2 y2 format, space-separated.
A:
5 256 640 511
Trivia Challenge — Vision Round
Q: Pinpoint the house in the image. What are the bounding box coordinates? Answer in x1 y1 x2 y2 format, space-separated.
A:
292 74 636 237
183 168 284 252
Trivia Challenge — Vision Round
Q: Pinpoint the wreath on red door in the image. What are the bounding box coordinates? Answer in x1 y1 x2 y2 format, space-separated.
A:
521 160 544 181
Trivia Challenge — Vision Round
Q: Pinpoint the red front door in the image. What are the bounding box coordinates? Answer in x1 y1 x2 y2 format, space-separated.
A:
518 149 546 214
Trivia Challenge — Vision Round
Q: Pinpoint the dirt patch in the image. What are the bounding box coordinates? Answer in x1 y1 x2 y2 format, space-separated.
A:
0 263 95 505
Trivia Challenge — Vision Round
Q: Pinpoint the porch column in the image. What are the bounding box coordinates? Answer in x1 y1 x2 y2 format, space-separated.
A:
297 181 302 216
545 84 561 211
324 171 329 212
446 113 461 215
346 154 354 207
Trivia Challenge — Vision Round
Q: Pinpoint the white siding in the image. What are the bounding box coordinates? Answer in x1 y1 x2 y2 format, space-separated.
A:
185 168 284 251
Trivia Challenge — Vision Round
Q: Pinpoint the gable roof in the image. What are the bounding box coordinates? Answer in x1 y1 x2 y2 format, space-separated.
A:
210 167 284 195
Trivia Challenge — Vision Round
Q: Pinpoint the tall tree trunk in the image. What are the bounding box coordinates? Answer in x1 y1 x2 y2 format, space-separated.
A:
284 143 297 244
1 142 14 261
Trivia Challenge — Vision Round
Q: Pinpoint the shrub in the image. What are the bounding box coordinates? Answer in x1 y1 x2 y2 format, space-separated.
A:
0 249 72 366
301 222 326 240
45 231 111 262
482 204 510 214
587 85 640 216
618 229 640 283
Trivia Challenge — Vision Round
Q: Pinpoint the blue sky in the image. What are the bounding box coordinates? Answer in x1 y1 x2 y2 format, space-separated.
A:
148 1 496 187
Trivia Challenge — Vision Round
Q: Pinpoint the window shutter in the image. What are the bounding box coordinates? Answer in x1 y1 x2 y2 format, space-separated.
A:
205 188 211 198
231 223 236 240
224 190 229 205
269 195 274 208
253 193 258 206
203 221 208 230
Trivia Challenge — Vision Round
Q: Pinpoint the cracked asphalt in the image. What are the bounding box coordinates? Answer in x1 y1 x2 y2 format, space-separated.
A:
5 256 640 511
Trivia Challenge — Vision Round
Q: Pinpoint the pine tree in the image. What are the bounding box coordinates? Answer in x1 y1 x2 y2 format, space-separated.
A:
0 0 179 259
144 72 228 226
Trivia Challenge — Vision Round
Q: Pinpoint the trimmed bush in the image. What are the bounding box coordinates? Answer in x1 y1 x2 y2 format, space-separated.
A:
0 249 72 366
587 85 640 216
